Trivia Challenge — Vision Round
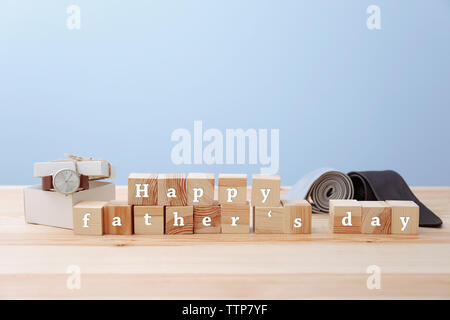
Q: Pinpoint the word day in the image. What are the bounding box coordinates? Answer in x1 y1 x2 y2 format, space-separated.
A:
329 199 419 235
72 173 420 236
73 173 312 235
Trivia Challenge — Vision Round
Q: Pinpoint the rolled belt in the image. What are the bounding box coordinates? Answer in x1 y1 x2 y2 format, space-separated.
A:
348 170 442 228
282 168 354 213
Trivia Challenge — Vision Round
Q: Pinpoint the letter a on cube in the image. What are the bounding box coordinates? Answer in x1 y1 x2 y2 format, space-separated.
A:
104 201 133 235
361 201 391 234
158 173 187 206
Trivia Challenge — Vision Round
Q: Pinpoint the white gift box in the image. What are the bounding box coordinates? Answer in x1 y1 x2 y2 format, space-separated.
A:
24 181 116 229
33 160 116 179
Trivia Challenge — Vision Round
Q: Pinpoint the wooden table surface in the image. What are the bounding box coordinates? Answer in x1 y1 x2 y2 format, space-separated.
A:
1 186 449 299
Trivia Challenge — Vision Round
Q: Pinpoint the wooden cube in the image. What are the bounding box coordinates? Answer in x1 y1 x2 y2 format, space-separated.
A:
193 201 221 234
73 201 107 235
103 201 133 235
134 205 164 235
158 173 187 206
221 202 251 234
281 200 312 234
251 174 281 207
329 199 362 234
218 174 247 204
386 200 419 235
254 203 285 233
187 173 215 206
128 173 158 206
165 206 193 234
361 201 392 234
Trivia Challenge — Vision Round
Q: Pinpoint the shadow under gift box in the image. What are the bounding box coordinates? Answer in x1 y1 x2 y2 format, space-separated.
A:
23 181 116 229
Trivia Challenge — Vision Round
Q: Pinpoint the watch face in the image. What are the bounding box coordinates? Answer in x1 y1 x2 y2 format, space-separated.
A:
53 169 80 195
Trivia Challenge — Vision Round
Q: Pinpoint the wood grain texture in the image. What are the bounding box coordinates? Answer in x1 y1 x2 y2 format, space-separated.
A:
1 185 449 299
103 201 133 235
157 173 187 206
386 200 419 235
128 173 158 206
73 201 107 236
282 200 312 234
187 173 215 206
133 206 164 235
221 202 251 234
254 204 285 234
193 202 221 234
165 206 193 234
218 174 247 204
329 199 362 234
1 273 449 299
361 201 392 234
251 174 281 207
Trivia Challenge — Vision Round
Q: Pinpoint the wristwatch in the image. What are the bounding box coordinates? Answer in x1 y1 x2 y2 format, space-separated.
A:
42 168 89 195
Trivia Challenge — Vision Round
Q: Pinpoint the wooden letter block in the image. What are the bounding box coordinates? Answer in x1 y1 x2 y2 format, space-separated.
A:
329 199 362 234
386 200 419 235
218 174 247 204
187 173 215 206
221 202 250 234
193 201 221 234
73 201 107 235
128 173 158 206
103 201 133 235
158 173 187 206
251 174 281 207
361 201 392 234
254 203 285 233
165 206 193 234
281 200 312 234
134 206 164 235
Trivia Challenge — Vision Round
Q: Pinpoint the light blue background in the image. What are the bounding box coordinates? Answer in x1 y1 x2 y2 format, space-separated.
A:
1 0 449 186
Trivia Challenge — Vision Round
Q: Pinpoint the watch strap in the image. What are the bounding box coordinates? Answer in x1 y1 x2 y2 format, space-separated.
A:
42 175 53 191
79 174 89 190
41 174 90 191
